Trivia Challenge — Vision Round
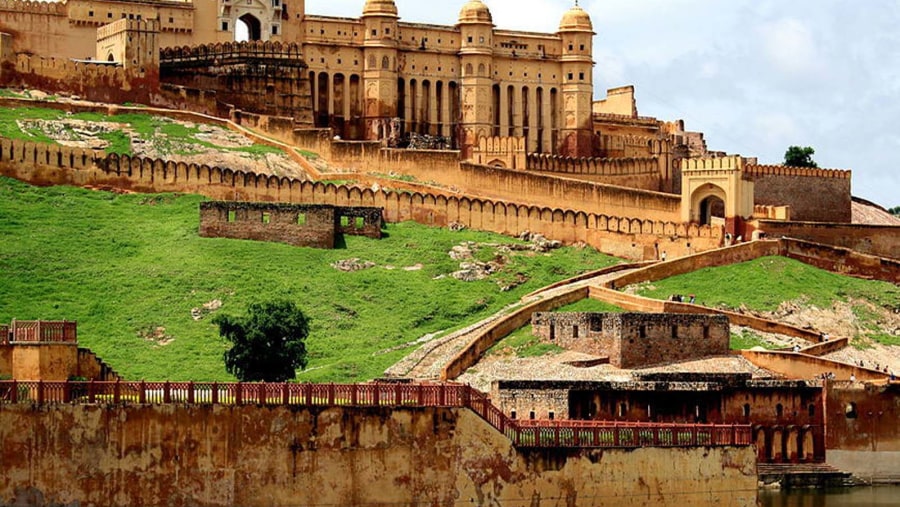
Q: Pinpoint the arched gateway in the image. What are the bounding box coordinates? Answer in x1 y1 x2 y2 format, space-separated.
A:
680 156 755 237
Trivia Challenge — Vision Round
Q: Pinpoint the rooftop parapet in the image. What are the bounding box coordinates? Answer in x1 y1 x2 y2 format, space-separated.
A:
0 0 66 15
745 164 851 180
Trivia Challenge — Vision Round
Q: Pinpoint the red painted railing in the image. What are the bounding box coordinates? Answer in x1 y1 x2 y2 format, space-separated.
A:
8 320 77 343
0 380 752 449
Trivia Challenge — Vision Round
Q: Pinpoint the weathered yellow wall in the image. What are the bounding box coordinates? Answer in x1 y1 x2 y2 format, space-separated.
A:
9 344 78 380
0 404 757 507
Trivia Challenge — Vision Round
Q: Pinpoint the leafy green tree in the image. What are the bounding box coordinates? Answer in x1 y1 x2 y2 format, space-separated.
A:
889 206 900 217
783 146 818 168
214 300 310 382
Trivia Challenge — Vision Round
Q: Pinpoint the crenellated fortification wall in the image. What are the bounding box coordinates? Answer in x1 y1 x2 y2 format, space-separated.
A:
526 153 663 190
0 0 89 59
159 40 312 123
0 52 159 104
472 136 526 170
746 164 852 223
160 40 304 64
0 136 723 260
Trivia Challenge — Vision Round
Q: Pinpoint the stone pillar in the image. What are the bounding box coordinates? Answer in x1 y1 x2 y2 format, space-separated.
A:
499 85 509 137
428 81 438 135
512 85 523 137
526 86 538 153
440 81 451 137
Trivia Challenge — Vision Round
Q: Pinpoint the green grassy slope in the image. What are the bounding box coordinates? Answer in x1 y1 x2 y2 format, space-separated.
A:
0 106 282 157
0 177 620 381
633 256 900 345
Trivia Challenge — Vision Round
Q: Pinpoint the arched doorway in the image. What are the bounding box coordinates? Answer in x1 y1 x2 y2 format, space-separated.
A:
689 183 727 226
699 195 725 226
236 13 262 42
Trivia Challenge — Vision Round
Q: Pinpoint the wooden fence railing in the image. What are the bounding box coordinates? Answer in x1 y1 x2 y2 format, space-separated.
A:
0 380 752 449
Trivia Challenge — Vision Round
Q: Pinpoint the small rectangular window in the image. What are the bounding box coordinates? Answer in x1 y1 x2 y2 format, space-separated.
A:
340 216 350 227
227 210 236 223
568 44 574 51
548 411 555 420
222 21 229 31
671 325 678 339
567 73 574 81
355 217 365 229
529 411 536 420
297 213 306 225
262 212 271 224
573 325 579 338
580 44 585 51
272 25 279 35
639 325 646 339
703 325 710 339
371 29 377 36
169 17 174 23
510 410 517 420
467 36 473 43
88 10 94 16
579 72 585 80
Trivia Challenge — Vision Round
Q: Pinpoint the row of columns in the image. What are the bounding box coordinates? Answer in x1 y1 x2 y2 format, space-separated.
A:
399 78 460 139
309 71 363 135
494 85 559 154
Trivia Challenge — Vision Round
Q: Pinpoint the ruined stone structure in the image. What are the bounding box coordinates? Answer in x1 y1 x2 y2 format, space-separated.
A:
198 201 382 248
531 312 729 369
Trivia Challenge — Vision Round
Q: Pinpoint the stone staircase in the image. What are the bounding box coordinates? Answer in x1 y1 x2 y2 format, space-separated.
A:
758 462 856 488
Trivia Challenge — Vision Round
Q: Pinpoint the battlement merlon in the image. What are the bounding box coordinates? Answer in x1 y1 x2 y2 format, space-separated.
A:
97 18 161 41
680 155 746 172
0 0 66 15
745 164 851 180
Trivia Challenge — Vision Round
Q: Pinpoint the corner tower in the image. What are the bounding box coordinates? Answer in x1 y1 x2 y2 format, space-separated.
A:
361 0 399 141
557 4 595 157
457 0 494 159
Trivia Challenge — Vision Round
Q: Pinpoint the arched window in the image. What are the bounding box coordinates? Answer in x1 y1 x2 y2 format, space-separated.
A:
381 56 390 69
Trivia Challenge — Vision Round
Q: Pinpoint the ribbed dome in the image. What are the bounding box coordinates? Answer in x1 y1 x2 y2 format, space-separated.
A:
362 0 398 17
458 0 492 24
559 5 593 32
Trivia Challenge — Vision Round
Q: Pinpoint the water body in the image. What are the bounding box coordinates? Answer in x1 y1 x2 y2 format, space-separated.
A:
759 486 900 506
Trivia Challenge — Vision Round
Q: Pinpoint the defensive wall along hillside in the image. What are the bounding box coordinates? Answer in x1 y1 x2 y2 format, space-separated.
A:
231 115 684 222
0 136 723 260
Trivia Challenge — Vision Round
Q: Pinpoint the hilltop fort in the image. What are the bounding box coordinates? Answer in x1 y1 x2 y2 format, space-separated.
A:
1 1 899 506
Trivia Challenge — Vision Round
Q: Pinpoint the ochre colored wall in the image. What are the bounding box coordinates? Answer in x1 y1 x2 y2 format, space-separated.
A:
9 344 78 380
748 166 852 223
0 404 758 507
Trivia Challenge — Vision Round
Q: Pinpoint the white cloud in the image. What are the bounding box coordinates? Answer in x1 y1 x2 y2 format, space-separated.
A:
757 18 826 81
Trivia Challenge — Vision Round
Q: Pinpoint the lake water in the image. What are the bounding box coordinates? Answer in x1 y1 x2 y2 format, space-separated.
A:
759 486 900 506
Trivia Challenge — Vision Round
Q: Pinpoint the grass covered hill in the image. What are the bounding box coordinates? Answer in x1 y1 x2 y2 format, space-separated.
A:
0 177 620 382
632 257 900 346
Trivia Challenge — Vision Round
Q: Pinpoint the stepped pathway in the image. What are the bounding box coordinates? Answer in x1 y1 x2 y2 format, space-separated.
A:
385 267 640 380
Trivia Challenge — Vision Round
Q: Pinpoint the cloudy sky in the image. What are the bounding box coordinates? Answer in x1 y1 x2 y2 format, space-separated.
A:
308 0 899 208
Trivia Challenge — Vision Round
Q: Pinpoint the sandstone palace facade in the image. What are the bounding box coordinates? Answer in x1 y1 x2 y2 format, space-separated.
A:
1 0 596 157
